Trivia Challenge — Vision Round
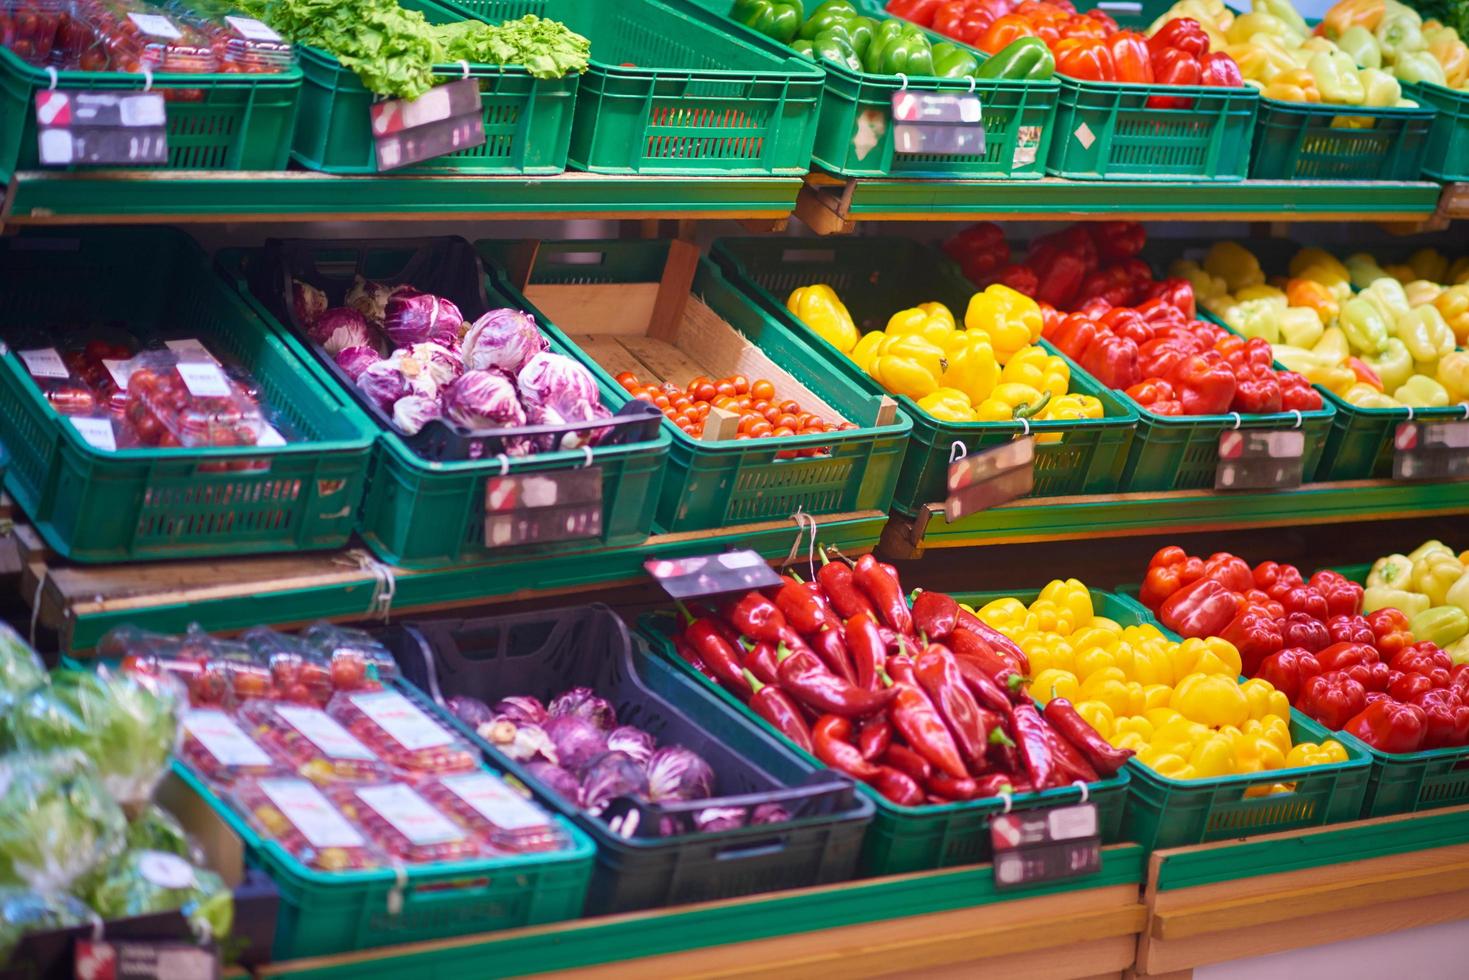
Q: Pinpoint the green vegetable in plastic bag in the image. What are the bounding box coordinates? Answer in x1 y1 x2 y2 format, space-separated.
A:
81 851 232 943
125 805 202 864
0 887 95 962
0 751 126 892
0 624 45 697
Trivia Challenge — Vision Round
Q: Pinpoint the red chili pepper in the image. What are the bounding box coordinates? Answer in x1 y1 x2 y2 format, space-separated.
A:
885 661 969 780
721 592 787 643
911 590 960 642
926 772 994 801
1299 671 1367 730
776 578 839 636
817 551 876 621
1256 648 1321 702
673 637 718 683
854 554 912 634
745 671 813 754
951 653 1019 716
742 639 781 686
858 713 894 761
953 611 1032 676
845 613 887 693
776 644 897 719
914 643 992 771
1011 702 1062 790
812 715 882 780
1043 697 1134 777
971 772 1019 798
680 608 753 697
810 625 858 685
1343 700 1427 754
870 765 926 805
880 743 933 784
1158 578 1241 637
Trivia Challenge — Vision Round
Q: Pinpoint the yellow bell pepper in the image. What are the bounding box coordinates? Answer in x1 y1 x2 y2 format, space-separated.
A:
1285 278 1340 327
1413 550 1465 605
1436 351 1469 403
886 304 956 349
1173 673 1250 729
1345 252 1392 288
1075 701 1115 739
938 333 1000 407
1000 345 1069 398
916 387 977 422
787 284 860 354
1383 262 1418 284
1079 666 1133 716
1204 241 1265 292
1363 337 1414 392
1322 0 1386 40
1339 296 1392 354
1343 382 1402 408
1308 50 1367 105
1338 24 1383 68
1188 734 1240 778
1038 578 1092 625
1403 279 1443 308
1035 393 1102 444
1286 740 1349 767
977 596 1027 627
1410 606 1469 647
850 331 885 372
1407 247 1450 283
1233 729 1287 773
1240 678 1292 721
1393 306 1456 363
1363 585 1430 617
1314 326 1351 362
1362 276 1413 322
1359 66 1402 106
1272 346 1356 394
1173 636 1244 678
1409 539 1455 562
964 285 1042 364
1139 749 1195 780
1433 285 1469 345
1393 374 1452 408
868 334 946 400
1428 37 1469 86
1227 40 1295 84
1279 306 1327 348
1030 669 1079 706
1170 259 1231 301
974 382 1052 422
1227 11 1305 46
1290 247 1347 280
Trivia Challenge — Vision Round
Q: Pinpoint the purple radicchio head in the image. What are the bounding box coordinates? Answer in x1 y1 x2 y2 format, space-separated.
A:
462 309 548 375
335 345 382 381
543 714 608 773
391 394 441 436
580 750 649 816
310 307 375 356
547 687 617 732
291 279 328 328
344 276 407 326
606 726 656 768
443 370 525 431
646 746 714 803
403 342 462 388
524 760 580 807
490 696 547 726
355 358 411 411
383 293 465 349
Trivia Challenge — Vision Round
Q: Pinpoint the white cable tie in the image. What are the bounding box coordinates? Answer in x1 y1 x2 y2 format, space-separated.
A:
1018 416 1031 436
967 76 976 94
949 440 967 463
386 863 408 915
1229 411 1242 430
336 548 395 621
579 445 594 469
797 510 820 582
459 59 470 80
497 453 510 477
782 506 809 570
141 65 153 92
1073 780 1090 804
896 72 909 90
1291 409 1303 430
46 66 58 91
1461 403 1468 420
1405 405 1415 422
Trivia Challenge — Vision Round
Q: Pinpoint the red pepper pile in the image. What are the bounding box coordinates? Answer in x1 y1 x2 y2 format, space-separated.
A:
673 551 1132 805
1045 296 1324 416
944 221 1192 313
1139 548 1469 752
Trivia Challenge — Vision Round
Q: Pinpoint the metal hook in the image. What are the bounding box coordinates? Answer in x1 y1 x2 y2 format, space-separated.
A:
1072 780 1090 804
496 453 510 477
1229 411 1242 431
949 440 967 464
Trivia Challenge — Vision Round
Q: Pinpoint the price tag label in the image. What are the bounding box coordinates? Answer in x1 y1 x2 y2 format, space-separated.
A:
70 416 117 451
164 338 218 363
225 15 282 42
258 778 367 849
440 771 550 831
1393 419 1469 481
370 77 485 172
127 12 182 38
74 939 219 980
184 709 274 767
103 357 134 390
1216 429 1306 491
483 466 602 548
176 361 231 398
991 802 1101 890
945 437 1035 522
644 548 782 601
18 347 69 379
34 90 167 166
354 783 466 846
891 91 984 156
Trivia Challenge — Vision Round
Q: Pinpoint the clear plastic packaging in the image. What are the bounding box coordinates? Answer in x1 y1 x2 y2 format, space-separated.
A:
243 627 334 707
14 345 97 416
0 750 127 893
419 771 566 854
123 349 267 449
70 0 219 74
112 624 273 708
1 0 66 65
240 700 394 786
179 706 286 785
63 336 139 417
327 690 479 780
327 782 483 865
301 621 399 685
231 777 379 872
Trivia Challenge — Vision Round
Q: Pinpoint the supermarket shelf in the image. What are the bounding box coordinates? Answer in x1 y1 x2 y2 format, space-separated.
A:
0 170 803 225
796 173 1450 232
257 846 1147 979
20 510 888 655
880 479 1469 558
1136 805 1469 976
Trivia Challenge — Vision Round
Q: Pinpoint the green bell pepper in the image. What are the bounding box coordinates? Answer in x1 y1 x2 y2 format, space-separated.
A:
799 0 858 39
1363 337 1414 392
932 41 979 79
1394 50 1447 85
976 36 1055 80
1340 297 1391 356
731 0 805 44
838 15 877 56
810 30 864 72
865 23 933 75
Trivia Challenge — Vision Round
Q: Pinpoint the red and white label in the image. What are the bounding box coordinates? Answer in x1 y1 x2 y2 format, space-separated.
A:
350 691 453 751
440 771 546 830
355 783 464 845
276 705 376 761
259 778 367 849
184 709 274 767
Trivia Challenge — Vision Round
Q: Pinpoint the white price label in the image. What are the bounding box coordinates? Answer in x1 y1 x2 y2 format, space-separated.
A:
127 12 182 39
355 783 465 846
18 347 69 379
102 357 134 390
275 705 377 761
440 771 547 831
225 15 282 42
184 709 275 768
176 360 232 398
165 338 219 363
70 416 117 451
349 690 453 751
259 778 367 849
256 423 287 447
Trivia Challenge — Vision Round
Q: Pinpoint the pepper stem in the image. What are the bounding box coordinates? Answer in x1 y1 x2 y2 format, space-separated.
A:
676 601 695 625
989 728 1016 748
789 569 804 584
740 638 755 652
774 642 793 663
819 547 831 567
1012 389 1052 421
879 669 894 688
743 669 764 693
1008 673 1030 693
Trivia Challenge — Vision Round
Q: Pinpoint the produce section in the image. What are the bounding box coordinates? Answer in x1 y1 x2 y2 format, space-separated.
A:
2 0 1469 974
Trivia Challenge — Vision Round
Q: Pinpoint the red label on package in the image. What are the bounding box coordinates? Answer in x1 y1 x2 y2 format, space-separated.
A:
354 783 465 846
184 709 274 768
440 771 547 830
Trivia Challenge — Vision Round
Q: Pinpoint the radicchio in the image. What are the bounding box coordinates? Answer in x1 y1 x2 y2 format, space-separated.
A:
345 276 408 325
524 761 580 807
606 726 655 767
291 280 328 328
443 370 525 431
544 715 608 773
335 345 381 381
462 309 548 375
403 343 463 388
355 358 412 411
391 394 441 435
580 751 649 817
490 696 547 725
383 293 465 349
646 746 714 803
310 308 374 356
547 687 616 731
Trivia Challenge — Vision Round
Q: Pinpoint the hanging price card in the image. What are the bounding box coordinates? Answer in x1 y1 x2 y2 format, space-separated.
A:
35 91 167 166
891 91 984 156
483 467 602 547
74 939 219 980
945 437 1035 522
644 549 781 601
1393 419 1469 481
991 802 1101 889
370 77 485 172
1216 429 1306 490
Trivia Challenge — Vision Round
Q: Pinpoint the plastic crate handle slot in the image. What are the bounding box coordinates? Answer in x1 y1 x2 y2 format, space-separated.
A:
714 837 787 861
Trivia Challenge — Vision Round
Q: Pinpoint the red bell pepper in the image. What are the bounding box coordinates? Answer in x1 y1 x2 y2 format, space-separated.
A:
1256 648 1322 702
1415 689 1469 748
1149 17 1210 58
1280 584 1329 621
1148 47 1202 108
943 222 1010 285
1310 570 1364 619
1108 31 1154 83
1279 611 1330 652
987 263 1041 296
1126 378 1183 415
1172 352 1236 415
1055 36 1116 80
1200 50 1244 87
1299 671 1367 730
1202 552 1254 593
1280 371 1324 411
1453 663 1469 696
1255 560 1305 598
1089 221 1145 263
1047 312 1098 360
1389 642 1452 679
1159 578 1241 637
1367 608 1415 659
1027 243 1091 309
1231 362 1284 414
1241 589 1285 620
1343 700 1427 753
1143 278 1197 319
1081 334 1140 391
887 0 946 26
1098 307 1152 343
979 13 1039 53
1078 266 1145 310
1325 614 1376 648
935 1 1002 46
1139 545 1205 610
1137 336 1194 382
1388 671 1434 704
1222 606 1284 677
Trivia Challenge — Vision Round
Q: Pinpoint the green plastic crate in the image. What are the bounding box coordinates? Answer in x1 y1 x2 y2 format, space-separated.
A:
1047 77 1258 181
639 593 1130 877
1316 395 1469 481
436 0 823 175
1250 97 1433 179
1104 590 1373 849
478 239 912 532
0 230 375 563
0 45 298 185
218 243 671 569
1412 80 1469 182
712 237 1139 515
174 759 594 959
290 0 577 175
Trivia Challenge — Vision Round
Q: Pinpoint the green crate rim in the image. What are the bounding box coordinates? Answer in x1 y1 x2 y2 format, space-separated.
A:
1258 93 1438 122
1412 78 1469 181
0 43 303 88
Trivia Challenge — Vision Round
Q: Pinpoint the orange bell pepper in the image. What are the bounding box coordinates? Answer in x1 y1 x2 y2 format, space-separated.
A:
1263 67 1321 103
1109 30 1155 83
1055 36 1116 80
1429 37 1469 88
1318 0 1385 41
980 14 1041 54
1286 278 1340 325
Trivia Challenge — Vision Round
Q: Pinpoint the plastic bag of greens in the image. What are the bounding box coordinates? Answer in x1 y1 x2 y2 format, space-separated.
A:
0 751 126 892
0 887 95 962
80 850 232 942
0 624 45 696
125 805 204 865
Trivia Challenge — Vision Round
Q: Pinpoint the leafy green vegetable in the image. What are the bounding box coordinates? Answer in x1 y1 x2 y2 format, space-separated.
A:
1409 0 1469 39
0 888 94 961
80 850 233 943
126 805 202 863
0 751 126 892
0 624 45 697
235 0 589 99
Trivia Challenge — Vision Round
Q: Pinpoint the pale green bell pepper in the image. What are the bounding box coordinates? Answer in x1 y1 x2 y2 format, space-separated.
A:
1409 605 1469 648
1340 297 1391 355
1364 338 1414 393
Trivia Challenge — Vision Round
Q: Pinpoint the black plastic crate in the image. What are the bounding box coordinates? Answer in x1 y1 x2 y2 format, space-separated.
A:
381 604 874 914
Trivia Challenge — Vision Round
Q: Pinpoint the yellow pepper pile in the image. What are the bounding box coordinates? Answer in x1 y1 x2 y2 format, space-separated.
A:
785 282 1104 433
1321 0 1469 92
1152 0 1422 108
974 580 1348 786
1364 539 1469 664
1173 242 1469 410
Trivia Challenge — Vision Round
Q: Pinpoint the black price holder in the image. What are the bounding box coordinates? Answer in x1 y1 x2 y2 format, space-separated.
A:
946 436 1035 522
371 75 485 172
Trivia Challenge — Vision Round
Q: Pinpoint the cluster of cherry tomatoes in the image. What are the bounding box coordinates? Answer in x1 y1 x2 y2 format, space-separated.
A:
615 371 857 456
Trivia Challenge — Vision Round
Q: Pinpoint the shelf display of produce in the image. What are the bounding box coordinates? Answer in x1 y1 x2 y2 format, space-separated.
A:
4 0 1469 974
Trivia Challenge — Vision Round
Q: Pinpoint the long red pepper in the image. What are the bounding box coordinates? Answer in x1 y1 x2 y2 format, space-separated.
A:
1048 726 1101 783
845 613 887 693
950 627 1030 692
817 552 877 621
680 608 752 697
776 577 839 635
854 554 912 634
744 671 814 754
721 592 787 643
810 625 858 685
776 645 897 719
858 713 893 761
951 654 1017 716
1043 697 1134 777
954 609 1032 675
1011 702 1061 790
742 639 781 686
911 590 960 642
880 743 932 783
913 643 991 771
870 766 925 806
812 715 882 780
885 654 968 780
673 637 718 683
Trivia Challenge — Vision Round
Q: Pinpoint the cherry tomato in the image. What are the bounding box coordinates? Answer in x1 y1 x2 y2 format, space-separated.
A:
749 420 773 437
838 421 859 430
778 400 800 415
773 426 795 438
633 391 654 403
731 374 750 394
751 399 770 414
775 413 798 430
695 382 717 402
673 414 691 428
615 371 639 389
751 379 775 401
715 381 736 397
653 395 671 409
